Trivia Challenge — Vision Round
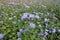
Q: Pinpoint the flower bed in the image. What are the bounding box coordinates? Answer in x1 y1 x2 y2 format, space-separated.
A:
0 2 60 40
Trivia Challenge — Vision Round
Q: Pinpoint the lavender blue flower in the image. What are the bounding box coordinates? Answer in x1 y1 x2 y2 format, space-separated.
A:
17 32 21 37
44 32 48 36
52 28 56 33
43 0 47 2
23 3 30 9
44 18 49 22
19 29 23 33
17 38 21 40
21 13 29 20
23 29 28 32
38 33 44 36
28 14 35 19
45 23 48 28
8 2 19 5
0 34 5 39
58 29 60 32
30 23 35 29
25 5 30 9
41 5 46 9
35 15 40 19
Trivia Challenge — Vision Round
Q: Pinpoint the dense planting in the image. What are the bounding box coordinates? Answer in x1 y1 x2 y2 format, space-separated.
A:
0 1 60 40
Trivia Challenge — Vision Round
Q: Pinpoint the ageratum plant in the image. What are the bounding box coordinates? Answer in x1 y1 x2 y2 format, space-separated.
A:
0 1 60 40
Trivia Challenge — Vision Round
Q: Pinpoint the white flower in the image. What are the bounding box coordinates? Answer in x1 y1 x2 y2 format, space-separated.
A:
49 30 52 33
18 20 20 22
10 13 13 15
9 17 13 20
39 25 42 27
19 29 23 32
0 21 3 24
30 23 35 29
44 18 49 22
13 16 16 18
35 13 39 15
47 12 50 16
37 22 40 24
45 29 49 32
12 21 16 24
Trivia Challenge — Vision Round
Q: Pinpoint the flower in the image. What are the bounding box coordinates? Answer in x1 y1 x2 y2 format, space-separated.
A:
45 29 49 32
18 20 20 22
9 17 13 20
12 21 16 24
19 29 23 33
41 5 46 9
49 30 52 33
17 32 21 37
44 32 48 36
0 34 5 39
37 22 40 24
17 38 21 40
0 21 3 24
29 1 32 4
44 18 49 22
8 2 19 5
23 29 28 32
43 0 47 2
23 3 30 9
21 13 29 20
45 23 48 28
25 5 30 9
28 14 35 19
30 23 35 29
38 33 44 36
39 24 42 27
35 15 40 19
13 16 16 18
52 28 56 33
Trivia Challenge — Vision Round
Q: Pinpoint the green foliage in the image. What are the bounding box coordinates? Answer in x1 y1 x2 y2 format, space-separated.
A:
0 2 60 40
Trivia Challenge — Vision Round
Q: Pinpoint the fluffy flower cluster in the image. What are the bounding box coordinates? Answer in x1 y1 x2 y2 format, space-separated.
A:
30 23 35 29
21 13 40 20
17 29 28 37
0 34 5 39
